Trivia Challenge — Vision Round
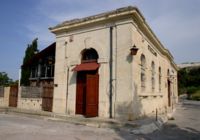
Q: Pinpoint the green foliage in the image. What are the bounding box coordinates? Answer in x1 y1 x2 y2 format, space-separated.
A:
178 66 200 100
191 91 200 101
187 86 199 94
21 38 38 86
0 72 13 86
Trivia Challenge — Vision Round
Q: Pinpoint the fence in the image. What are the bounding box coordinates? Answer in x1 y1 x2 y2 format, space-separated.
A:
0 86 4 97
21 86 43 98
0 87 10 107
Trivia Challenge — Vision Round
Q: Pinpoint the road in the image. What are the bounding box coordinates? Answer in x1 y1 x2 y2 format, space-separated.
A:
0 99 199 140
142 99 200 140
0 113 139 140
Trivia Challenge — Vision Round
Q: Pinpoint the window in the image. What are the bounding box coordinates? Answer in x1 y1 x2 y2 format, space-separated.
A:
41 65 46 77
81 48 98 63
167 69 170 78
46 64 54 77
141 54 146 91
159 67 161 92
30 67 38 78
151 61 155 91
40 64 54 78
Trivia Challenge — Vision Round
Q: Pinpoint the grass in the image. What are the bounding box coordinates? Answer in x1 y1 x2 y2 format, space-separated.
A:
191 90 200 101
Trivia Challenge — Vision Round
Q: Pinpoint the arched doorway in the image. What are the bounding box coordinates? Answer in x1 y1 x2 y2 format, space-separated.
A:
73 48 99 117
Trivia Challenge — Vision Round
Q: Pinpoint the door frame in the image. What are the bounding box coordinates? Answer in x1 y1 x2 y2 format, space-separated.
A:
75 70 99 117
9 85 18 107
42 86 53 112
168 80 171 107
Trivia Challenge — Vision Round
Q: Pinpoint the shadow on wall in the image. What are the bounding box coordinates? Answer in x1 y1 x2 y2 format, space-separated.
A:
69 72 76 85
115 82 144 120
126 54 133 64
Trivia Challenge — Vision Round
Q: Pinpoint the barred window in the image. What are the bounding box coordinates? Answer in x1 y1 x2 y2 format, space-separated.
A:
30 67 38 78
151 61 155 91
167 69 170 78
141 54 146 91
159 67 161 92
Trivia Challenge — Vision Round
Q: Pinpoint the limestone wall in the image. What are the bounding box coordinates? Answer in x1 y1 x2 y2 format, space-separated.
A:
113 19 178 120
52 14 178 120
0 87 10 107
53 23 111 117
17 87 42 111
18 98 42 111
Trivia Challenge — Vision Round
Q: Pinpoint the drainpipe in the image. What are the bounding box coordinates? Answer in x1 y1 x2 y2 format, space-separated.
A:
64 41 69 114
109 27 113 118
66 66 69 114
114 25 118 118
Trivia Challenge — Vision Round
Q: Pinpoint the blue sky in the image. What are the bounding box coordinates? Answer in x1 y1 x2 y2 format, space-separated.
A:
0 0 200 80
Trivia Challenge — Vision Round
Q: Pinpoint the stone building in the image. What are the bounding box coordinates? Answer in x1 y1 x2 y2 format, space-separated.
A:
22 42 55 87
49 6 178 120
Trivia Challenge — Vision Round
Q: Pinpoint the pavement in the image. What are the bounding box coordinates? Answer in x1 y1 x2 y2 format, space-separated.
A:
0 111 166 140
0 106 167 134
141 99 200 140
0 99 199 139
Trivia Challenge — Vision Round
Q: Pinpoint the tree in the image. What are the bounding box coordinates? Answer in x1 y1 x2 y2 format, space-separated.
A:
21 38 38 86
178 67 200 96
0 72 13 86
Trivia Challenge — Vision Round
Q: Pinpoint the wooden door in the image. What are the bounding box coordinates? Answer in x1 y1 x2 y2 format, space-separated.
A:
168 80 171 107
86 74 99 117
76 72 86 115
9 85 18 107
42 86 53 112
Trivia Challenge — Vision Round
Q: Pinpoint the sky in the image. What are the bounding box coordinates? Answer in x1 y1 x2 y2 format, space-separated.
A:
0 0 200 80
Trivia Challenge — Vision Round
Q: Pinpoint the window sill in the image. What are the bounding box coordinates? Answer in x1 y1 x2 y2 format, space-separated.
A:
139 94 163 98
29 77 54 80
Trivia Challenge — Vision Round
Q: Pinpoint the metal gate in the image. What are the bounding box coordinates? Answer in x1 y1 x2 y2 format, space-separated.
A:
42 86 53 112
9 85 18 107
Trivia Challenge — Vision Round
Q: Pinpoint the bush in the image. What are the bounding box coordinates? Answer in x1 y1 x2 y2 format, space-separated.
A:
187 86 199 94
185 86 200 100
191 91 200 101
178 67 200 97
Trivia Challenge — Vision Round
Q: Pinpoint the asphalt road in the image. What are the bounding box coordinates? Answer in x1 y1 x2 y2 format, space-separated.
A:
142 99 200 140
0 99 199 140
0 113 139 140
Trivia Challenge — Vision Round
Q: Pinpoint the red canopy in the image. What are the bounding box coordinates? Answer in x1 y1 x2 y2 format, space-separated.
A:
72 62 100 71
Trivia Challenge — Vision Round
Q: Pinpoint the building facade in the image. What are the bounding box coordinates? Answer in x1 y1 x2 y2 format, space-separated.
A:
49 6 178 120
22 43 55 87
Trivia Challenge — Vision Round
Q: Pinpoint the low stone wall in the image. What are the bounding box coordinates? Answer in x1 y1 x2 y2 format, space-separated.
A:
0 87 10 107
18 87 42 111
21 86 42 98
0 86 4 97
18 98 42 111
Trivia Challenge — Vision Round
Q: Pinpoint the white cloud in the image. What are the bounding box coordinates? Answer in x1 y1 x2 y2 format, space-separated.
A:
36 0 134 22
25 21 54 48
25 0 134 47
151 13 200 46
24 0 200 63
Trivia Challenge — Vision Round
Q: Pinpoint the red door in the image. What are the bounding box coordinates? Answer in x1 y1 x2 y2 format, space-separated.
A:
86 74 99 117
76 72 86 114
